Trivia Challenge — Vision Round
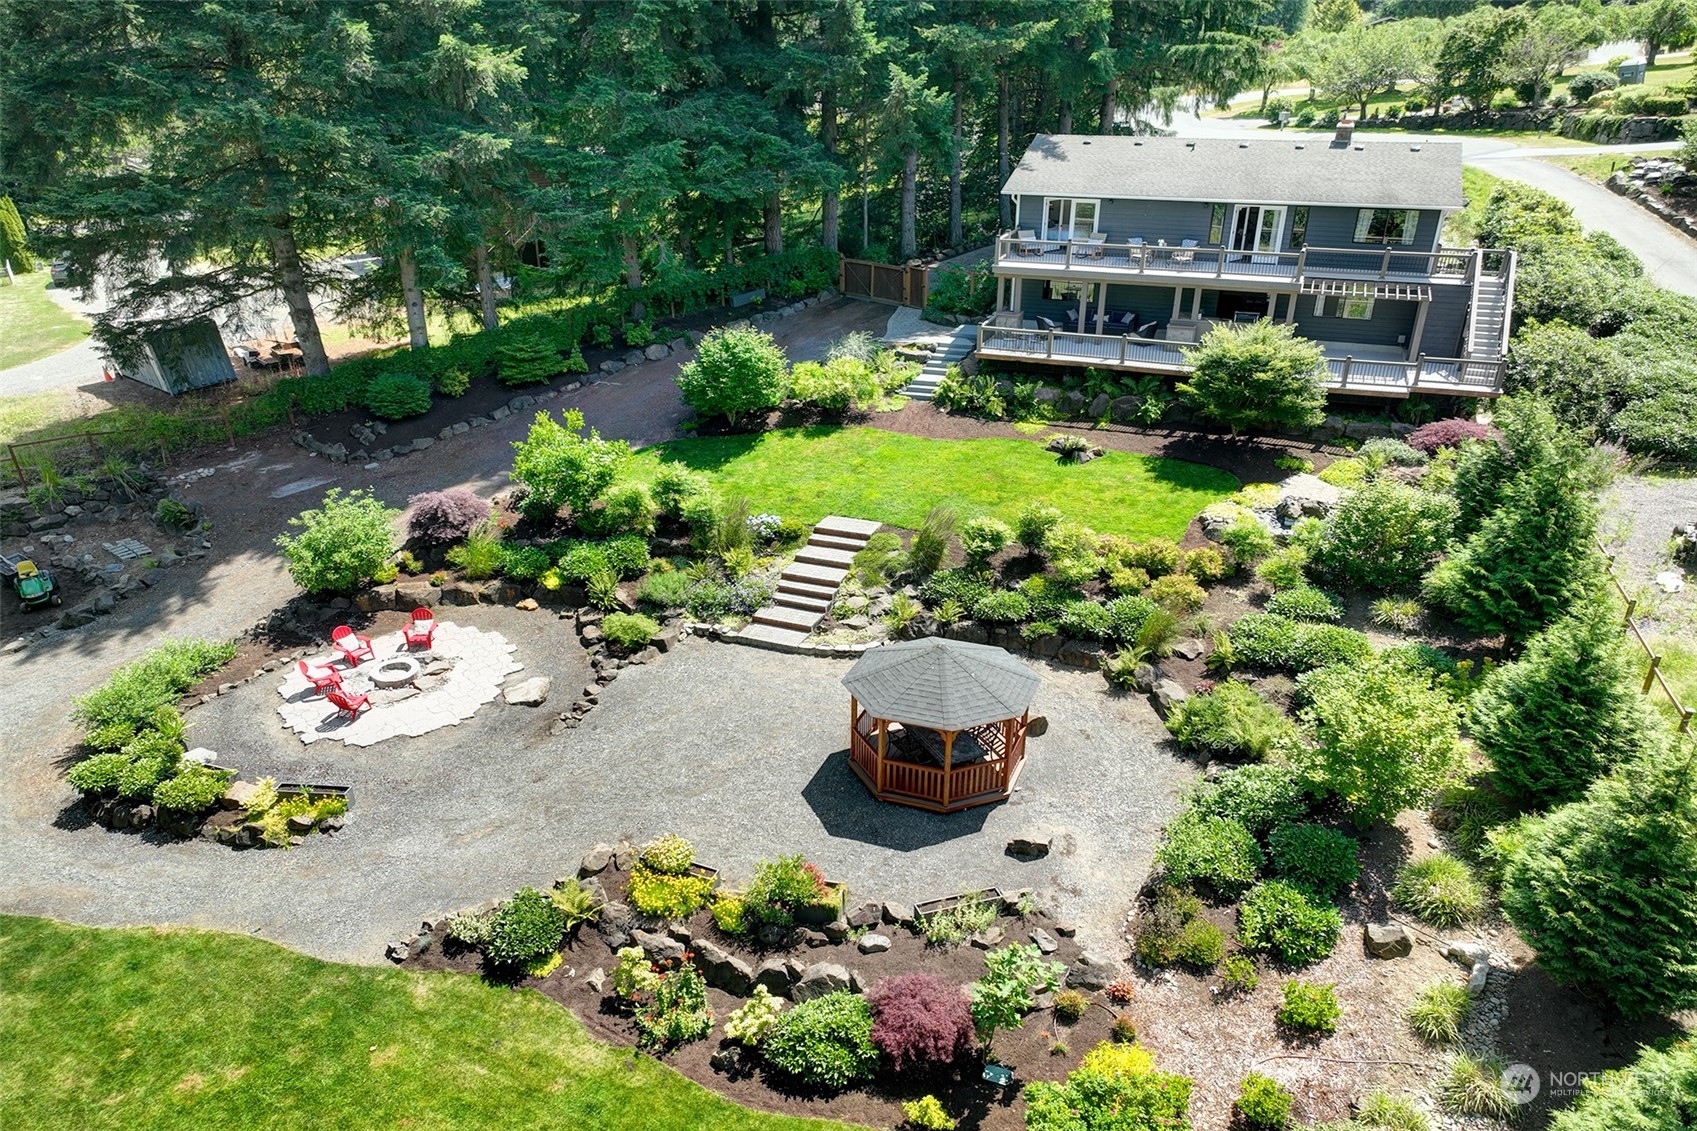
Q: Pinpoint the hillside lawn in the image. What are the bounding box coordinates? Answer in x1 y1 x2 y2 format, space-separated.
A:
0 271 90 370
0 915 856 1131
1540 148 1681 182
633 426 1241 540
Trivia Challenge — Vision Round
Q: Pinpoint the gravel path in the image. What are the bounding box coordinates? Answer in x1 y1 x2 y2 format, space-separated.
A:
1 612 1189 965
1601 472 1697 636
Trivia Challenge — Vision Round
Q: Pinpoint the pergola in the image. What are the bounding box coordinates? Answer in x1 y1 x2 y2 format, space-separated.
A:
841 638 1040 813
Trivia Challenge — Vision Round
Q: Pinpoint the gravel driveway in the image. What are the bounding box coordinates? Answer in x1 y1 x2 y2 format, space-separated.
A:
1 606 1190 964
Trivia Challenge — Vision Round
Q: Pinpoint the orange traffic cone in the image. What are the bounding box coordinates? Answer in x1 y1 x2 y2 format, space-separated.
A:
103 368 114 382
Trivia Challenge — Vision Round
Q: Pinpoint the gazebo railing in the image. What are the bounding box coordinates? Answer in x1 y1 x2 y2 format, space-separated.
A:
884 758 948 801
849 726 882 784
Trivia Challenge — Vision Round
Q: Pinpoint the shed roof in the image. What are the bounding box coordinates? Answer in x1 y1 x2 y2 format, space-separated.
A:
1002 134 1465 211
841 638 1040 731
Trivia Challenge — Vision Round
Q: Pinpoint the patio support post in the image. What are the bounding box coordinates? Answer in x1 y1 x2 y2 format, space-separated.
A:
1171 287 1183 321
1408 298 1430 361
1094 283 1108 334
877 719 888 793
1339 356 1353 387
1119 335 1128 364
941 730 956 809
1191 288 1202 320
1077 289 1088 334
1265 291 1276 321
1046 329 1054 358
1011 277 1023 313
1285 291 1297 324
1380 248 1392 278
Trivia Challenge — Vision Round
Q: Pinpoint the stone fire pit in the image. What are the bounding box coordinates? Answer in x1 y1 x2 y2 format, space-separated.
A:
370 656 422 689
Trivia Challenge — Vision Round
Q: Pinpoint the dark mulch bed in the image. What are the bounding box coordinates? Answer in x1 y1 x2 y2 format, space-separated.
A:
404 874 1123 1131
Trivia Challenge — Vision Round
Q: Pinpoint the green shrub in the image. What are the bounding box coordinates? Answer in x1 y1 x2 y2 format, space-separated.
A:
635 961 713 1048
1057 600 1112 640
510 409 630 520
968 943 1065 1049
1548 1040 1697 1131
1264 585 1343 623
1177 321 1327 435
639 833 694 874
744 854 830 927
579 483 657 537
1440 1054 1516 1119
1103 594 1160 643
900 1094 957 1131
788 356 888 413
67 752 133 795
1014 501 1062 554
1370 596 1422 631
1165 681 1298 762
494 331 561 386
1221 954 1259 994
1024 1052 1194 1131
613 945 660 999
275 488 399 594
959 516 1011 567
1183 545 1231 583
1308 480 1457 592
1267 823 1360 900
1355 1091 1431 1131
1052 988 1089 1023
1156 813 1264 898
1392 854 1485 927
602 612 660 650
1173 917 1227 971
1298 657 1462 827
1236 1072 1294 1129
71 641 234 740
1116 537 1184 577
651 462 709 517
1147 573 1206 613
1228 614 1372 673
723 985 786 1045
549 879 603 933
1135 885 1204 968
972 589 1031 623
1406 980 1470 1045
636 569 690 610
363 372 432 420
919 568 992 609
485 887 566 966
1276 979 1340 1034
1188 764 1309 836
907 506 956 576
710 895 749 936
675 325 788 427
1238 881 1341 967
627 867 714 921
152 765 232 815
762 991 878 1090
446 524 504 580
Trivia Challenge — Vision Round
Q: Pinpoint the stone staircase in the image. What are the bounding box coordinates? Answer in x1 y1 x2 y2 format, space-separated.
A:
736 516 882 648
898 324 977 401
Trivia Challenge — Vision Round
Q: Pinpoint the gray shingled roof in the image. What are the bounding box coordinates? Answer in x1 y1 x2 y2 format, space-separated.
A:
1002 134 1465 210
841 638 1040 731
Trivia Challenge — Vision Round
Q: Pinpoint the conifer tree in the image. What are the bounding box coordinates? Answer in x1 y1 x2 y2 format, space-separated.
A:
0 195 35 274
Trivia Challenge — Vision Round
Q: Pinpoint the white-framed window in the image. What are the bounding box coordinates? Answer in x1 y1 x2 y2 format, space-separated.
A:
1041 197 1100 240
1353 208 1420 245
1313 295 1376 319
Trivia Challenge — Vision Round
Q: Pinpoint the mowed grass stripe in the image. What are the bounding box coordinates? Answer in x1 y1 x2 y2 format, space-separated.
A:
634 426 1239 540
0 915 860 1131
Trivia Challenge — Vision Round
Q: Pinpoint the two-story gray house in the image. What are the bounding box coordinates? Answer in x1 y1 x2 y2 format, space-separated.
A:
977 128 1514 398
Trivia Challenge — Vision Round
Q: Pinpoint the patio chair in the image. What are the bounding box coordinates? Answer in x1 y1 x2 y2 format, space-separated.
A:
1171 238 1199 265
1133 318 1161 339
1014 229 1041 256
330 624 376 666
324 686 371 721
1033 315 1059 333
402 607 436 650
297 659 342 695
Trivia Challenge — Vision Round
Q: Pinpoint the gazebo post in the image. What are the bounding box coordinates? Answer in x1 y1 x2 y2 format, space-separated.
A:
940 729 956 809
877 719 888 793
1002 717 1014 789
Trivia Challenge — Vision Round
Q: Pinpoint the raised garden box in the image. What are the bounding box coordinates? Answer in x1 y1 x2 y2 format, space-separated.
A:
794 881 848 926
913 888 1002 920
275 782 354 806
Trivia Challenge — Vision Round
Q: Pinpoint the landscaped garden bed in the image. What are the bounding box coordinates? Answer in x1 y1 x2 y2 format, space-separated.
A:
398 835 1137 1131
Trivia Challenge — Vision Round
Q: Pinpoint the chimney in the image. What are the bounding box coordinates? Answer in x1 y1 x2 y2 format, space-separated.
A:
1333 119 1355 146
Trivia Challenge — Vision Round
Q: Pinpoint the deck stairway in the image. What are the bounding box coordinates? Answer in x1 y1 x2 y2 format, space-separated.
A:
1466 273 1510 359
736 516 882 649
898 324 976 400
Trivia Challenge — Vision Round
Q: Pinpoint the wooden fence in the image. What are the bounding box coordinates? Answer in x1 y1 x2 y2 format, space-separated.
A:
839 257 928 308
1599 542 1694 736
5 411 237 489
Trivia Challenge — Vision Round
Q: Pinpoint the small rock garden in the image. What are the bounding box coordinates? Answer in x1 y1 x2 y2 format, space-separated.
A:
399 833 1143 1131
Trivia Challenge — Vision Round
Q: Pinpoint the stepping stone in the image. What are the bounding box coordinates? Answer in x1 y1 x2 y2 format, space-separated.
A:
814 515 881 539
795 545 858 568
752 604 823 632
808 533 868 552
782 562 849 587
736 622 810 648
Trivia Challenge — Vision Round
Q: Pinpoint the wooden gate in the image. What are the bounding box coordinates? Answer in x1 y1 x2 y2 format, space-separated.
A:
839 257 928 308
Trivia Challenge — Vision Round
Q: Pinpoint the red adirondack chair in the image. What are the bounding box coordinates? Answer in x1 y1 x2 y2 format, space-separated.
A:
325 686 371 720
297 659 342 695
402 608 436 649
331 624 375 666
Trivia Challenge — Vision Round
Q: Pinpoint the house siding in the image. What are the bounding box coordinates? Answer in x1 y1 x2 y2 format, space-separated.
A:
1010 195 1444 254
1299 205 1443 253
1293 295 1418 349
1421 286 1472 357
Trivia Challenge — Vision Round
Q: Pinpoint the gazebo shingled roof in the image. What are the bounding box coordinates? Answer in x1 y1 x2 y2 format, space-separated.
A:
840 638 1040 731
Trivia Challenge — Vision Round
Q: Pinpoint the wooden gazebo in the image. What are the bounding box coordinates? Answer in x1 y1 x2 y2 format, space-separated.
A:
841 638 1040 813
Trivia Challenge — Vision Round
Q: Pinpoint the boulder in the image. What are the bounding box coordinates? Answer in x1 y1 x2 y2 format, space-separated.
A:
970 926 1005 950
1130 662 1164 693
1150 679 1189 719
1275 473 1343 522
1054 922 1077 938
1088 392 1112 418
753 959 793 996
1171 639 1204 662
1061 390 1088 416
631 928 686 964
585 967 607 995
1364 923 1413 959
693 940 755 996
792 963 852 1001
710 1045 748 1074
395 583 438 609
1443 940 1490 968
1467 960 1491 996
439 580 481 606
1033 387 1062 406
882 902 915 927
1066 951 1116 990
1030 928 1059 955
579 844 615 876
1027 715 1048 737
386 940 411 962
597 902 636 951
503 676 552 706
286 812 316 834
857 933 893 954
1007 833 1051 859
221 780 260 810
846 901 882 929
643 343 670 361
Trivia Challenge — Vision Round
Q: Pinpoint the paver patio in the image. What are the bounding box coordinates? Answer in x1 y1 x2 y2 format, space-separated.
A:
277 622 522 747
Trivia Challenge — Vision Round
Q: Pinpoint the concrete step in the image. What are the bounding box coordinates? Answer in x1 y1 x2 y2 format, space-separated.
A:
782 561 850 587
808 533 867 552
752 603 824 632
795 544 858 568
736 621 811 648
777 577 839 600
774 590 833 613
814 515 882 539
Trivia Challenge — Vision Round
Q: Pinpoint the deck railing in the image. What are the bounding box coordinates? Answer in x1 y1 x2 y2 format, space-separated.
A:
977 321 1505 395
994 236 1497 284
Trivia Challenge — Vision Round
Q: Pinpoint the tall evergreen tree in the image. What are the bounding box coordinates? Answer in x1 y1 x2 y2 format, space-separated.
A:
0 195 34 274
1501 742 1697 1019
1470 596 1657 808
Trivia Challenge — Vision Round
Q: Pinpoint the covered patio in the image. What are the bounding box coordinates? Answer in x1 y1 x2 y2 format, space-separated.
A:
841 638 1039 813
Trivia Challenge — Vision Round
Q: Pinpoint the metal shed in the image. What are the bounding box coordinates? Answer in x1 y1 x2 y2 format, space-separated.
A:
119 317 237 395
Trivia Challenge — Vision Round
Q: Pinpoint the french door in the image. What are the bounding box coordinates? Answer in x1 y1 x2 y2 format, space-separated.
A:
1043 198 1099 241
1230 205 1285 253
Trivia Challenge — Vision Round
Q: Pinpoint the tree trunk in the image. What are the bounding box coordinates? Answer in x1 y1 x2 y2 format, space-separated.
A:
900 146 918 261
1646 42 1660 67
1101 77 1118 133
1058 98 1073 133
821 86 839 252
398 247 428 349
622 232 645 323
949 79 964 247
764 190 783 256
1358 97 1368 120
475 240 498 331
998 73 1012 229
268 222 329 377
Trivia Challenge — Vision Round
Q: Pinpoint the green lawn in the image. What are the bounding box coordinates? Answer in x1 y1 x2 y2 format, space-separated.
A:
1644 636 1697 731
1446 166 1508 246
633 426 1240 539
1540 148 1675 183
0 270 91 369
0 915 856 1131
